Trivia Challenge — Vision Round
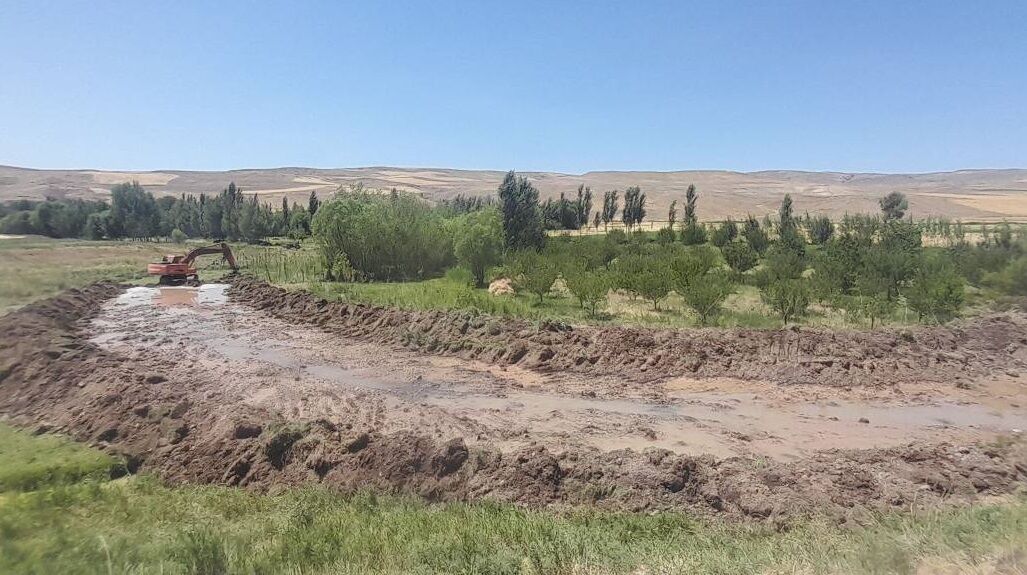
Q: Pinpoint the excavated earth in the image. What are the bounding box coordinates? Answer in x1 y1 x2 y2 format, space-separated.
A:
1 277 1026 524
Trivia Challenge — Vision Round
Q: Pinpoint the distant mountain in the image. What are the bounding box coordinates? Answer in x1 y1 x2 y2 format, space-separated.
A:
2 165 1026 221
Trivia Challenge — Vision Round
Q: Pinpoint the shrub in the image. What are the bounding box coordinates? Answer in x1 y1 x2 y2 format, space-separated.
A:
312 191 454 282
710 219 738 247
170 228 188 244
679 222 707 245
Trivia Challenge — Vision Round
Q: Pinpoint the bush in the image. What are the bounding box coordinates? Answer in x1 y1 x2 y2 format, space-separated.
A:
679 223 707 246
312 191 454 282
710 219 738 247
170 228 188 243
655 227 676 245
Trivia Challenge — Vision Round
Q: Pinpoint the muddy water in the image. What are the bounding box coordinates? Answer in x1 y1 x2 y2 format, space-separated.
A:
89 286 1027 460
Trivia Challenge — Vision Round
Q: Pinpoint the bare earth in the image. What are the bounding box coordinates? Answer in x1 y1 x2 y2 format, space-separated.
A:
2 281 1025 522
3 164 1027 222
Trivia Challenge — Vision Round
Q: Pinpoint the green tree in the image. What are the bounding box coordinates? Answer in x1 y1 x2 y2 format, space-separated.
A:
742 215 770 254
575 185 593 228
667 199 678 230
680 271 733 326
722 241 758 275
710 219 738 247
905 253 964 323
805 214 834 245
308 191 321 218
683 184 698 225
761 278 811 324
498 171 545 250
601 190 619 231
635 262 671 311
511 251 558 303
879 191 908 221
451 208 504 287
564 266 610 317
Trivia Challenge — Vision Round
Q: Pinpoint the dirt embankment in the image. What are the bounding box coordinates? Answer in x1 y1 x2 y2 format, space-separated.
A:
229 276 1027 388
1 283 1025 523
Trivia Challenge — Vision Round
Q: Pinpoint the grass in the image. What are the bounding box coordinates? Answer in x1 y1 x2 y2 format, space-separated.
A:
0 422 1024 574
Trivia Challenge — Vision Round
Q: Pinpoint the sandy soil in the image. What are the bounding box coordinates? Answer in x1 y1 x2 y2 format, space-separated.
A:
1 282 1025 522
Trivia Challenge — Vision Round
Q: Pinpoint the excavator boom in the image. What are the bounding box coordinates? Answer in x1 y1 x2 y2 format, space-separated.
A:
147 242 237 286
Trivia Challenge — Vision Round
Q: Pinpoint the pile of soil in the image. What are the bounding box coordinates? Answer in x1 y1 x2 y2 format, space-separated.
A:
1 283 1025 523
229 276 1027 388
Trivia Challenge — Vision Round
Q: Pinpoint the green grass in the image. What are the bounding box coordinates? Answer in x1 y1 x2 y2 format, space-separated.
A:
0 422 1024 574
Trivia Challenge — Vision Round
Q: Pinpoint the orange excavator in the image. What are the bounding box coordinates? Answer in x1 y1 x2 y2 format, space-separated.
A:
147 242 238 286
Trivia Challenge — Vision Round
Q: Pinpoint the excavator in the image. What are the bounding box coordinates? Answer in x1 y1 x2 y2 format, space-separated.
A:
147 242 238 286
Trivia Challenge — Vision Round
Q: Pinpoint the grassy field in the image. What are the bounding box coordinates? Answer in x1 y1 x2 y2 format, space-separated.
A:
1 422 1024 574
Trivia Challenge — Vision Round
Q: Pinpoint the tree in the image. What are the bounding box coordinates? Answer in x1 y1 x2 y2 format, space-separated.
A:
108 181 159 239
82 212 107 240
805 214 834 245
668 199 678 230
710 219 738 247
880 192 908 221
575 185 593 228
622 187 639 230
635 263 671 311
564 267 610 317
498 171 545 250
905 253 964 323
170 228 188 244
511 250 558 303
308 191 321 218
451 208 504 287
239 195 273 243
680 271 733 326
683 184 698 225
742 215 770 255
592 211 601 229
601 190 619 231
722 241 758 275
776 194 805 256
761 278 811 324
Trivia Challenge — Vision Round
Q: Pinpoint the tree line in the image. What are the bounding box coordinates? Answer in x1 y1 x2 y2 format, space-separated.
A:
0 182 322 242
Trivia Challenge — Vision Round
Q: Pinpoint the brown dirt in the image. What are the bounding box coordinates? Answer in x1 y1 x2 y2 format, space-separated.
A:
228 276 1027 389
1 281 1026 524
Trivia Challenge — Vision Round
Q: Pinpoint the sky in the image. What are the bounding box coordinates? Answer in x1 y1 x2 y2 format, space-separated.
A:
1 1 1025 174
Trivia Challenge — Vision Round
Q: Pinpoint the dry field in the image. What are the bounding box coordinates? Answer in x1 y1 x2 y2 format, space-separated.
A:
4 164 1027 222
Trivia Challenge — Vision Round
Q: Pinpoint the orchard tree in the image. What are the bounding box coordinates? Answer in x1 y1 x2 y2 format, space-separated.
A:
761 278 811 324
564 266 610 317
905 253 964 323
722 240 758 275
511 250 558 303
635 262 671 311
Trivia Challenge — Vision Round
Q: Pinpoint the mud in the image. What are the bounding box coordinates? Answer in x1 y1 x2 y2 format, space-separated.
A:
1 280 1026 523
228 276 1027 389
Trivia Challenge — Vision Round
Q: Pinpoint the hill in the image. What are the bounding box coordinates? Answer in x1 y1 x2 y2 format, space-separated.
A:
2 165 1026 222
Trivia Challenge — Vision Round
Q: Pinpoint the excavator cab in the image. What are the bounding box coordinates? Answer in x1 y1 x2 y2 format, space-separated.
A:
147 242 238 286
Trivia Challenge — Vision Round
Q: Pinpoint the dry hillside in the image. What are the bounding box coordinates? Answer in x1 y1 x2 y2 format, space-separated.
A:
2 165 1026 222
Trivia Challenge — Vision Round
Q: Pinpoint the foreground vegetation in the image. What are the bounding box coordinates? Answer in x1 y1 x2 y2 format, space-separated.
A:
1 422 1024 574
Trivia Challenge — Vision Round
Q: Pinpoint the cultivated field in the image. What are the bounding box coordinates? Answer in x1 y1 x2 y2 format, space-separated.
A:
4 164 1027 222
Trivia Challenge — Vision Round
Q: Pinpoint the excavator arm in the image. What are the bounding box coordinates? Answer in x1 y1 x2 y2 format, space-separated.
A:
182 243 238 270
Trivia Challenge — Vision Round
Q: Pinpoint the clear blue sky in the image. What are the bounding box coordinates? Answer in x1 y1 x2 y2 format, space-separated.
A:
1 1 1025 173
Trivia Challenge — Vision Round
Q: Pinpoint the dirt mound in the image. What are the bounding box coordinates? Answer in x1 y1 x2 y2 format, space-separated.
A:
2 283 1025 523
228 276 1027 388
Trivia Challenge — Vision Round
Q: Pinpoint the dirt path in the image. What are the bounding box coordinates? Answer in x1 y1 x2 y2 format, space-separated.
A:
1 282 1026 521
